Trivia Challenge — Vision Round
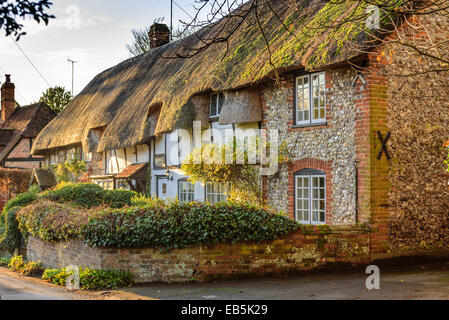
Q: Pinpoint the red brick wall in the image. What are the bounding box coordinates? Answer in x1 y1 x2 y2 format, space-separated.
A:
26 227 370 283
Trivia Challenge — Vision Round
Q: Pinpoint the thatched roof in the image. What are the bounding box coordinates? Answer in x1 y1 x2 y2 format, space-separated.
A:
32 0 371 154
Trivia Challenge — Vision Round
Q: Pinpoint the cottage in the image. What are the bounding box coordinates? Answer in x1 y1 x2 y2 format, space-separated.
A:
32 0 449 252
0 75 55 169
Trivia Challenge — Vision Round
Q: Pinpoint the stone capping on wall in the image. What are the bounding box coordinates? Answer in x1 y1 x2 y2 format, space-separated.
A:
26 226 371 283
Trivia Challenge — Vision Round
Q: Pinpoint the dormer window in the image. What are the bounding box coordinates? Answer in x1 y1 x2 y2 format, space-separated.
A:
210 92 225 118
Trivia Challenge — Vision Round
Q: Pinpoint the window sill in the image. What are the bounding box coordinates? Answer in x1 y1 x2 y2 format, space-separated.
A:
291 122 327 129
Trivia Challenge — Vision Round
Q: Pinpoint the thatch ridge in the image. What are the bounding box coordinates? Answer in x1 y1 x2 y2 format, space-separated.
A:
32 0 371 154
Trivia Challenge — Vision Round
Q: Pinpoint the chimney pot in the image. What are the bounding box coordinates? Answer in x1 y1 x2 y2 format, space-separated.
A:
149 23 170 49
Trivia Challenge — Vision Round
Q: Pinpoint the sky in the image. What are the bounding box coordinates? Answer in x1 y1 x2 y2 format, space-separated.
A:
0 0 202 106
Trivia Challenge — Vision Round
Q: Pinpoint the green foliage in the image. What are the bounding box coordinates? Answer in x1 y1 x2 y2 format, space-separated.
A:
39 86 73 114
41 183 136 209
41 183 105 208
28 184 41 194
17 200 88 242
0 257 10 267
8 255 44 276
130 193 165 208
1 0 55 40
42 268 69 286
42 267 133 290
0 207 21 252
83 202 300 250
2 191 37 215
53 159 87 183
182 138 291 205
79 268 133 290
103 189 137 209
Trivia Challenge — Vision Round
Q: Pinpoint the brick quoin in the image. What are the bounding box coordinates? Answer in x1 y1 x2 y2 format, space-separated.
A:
287 158 333 224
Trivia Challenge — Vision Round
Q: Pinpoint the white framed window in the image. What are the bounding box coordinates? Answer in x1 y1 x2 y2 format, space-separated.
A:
295 72 326 125
178 180 195 203
210 92 225 118
83 152 92 162
50 150 58 165
205 182 230 204
295 169 326 225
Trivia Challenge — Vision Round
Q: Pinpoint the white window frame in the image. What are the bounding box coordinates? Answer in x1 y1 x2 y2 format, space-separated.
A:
295 72 326 125
209 92 225 118
205 181 230 204
50 150 58 165
295 172 326 225
178 180 195 203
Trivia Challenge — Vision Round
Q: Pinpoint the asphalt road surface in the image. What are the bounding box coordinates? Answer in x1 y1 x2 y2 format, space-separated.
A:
125 262 449 300
0 263 448 300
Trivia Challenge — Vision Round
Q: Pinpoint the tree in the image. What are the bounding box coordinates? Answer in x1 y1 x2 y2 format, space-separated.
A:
126 26 151 56
181 138 289 205
171 0 449 75
0 0 55 40
39 86 73 114
126 25 198 56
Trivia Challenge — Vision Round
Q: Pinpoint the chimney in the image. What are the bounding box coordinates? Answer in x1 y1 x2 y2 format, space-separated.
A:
149 23 170 49
1 74 15 122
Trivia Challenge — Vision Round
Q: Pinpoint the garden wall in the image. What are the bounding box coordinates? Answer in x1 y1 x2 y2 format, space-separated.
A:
26 227 370 283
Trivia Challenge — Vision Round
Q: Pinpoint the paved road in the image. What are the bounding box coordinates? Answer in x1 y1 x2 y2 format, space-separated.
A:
0 263 448 300
125 262 449 300
0 268 149 300
0 269 81 300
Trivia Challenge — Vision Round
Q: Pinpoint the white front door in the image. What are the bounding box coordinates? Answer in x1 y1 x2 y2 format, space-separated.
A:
157 177 168 200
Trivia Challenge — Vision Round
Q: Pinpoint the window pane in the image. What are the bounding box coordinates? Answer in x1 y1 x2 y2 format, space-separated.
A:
210 94 217 116
218 93 225 114
320 211 325 222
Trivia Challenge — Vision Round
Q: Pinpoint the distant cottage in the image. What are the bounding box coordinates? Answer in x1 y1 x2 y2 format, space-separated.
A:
31 1 449 252
0 75 55 169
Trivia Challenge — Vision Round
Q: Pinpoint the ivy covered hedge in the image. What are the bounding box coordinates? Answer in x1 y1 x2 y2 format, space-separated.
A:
16 200 299 250
41 183 137 209
1 183 137 252
3 182 300 251
83 202 299 249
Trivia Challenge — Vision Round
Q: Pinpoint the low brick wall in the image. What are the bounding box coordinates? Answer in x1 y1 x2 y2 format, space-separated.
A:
26 227 370 283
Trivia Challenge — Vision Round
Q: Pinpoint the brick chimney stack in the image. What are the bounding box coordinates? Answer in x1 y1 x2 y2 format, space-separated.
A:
149 23 170 49
1 74 15 122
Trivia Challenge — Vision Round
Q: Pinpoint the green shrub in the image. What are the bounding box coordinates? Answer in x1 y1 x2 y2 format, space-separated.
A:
41 183 105 208
103 189 137 208
28 184 41 194
0 207 21 252
83 202 300 250
8 255 44 276
0 257 10 267
130 194 165 208
17 197 300 251
42 267 133 290
42 268 69 286
41 183 136 209
80 268 133 290
17 200 88 242
2 191 37 215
